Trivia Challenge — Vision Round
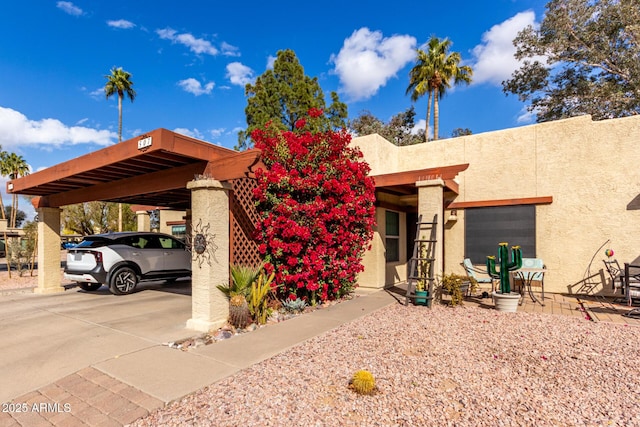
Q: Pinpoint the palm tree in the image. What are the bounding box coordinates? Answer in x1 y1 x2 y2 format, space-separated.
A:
105 67 136 232
406 36 473 141
1 152 30 228
104 67 136 142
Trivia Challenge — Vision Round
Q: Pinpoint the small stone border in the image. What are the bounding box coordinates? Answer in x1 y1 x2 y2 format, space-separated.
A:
163 294 356 351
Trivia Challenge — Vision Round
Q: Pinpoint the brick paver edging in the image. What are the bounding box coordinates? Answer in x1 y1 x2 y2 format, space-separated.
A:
0 367 163 426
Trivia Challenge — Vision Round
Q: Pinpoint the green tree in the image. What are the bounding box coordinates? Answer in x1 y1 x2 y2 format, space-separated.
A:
237 49 348 150
451 128 473 138
3 207 25 228
503 0 640 122
104 66 136 142
350 107 425 146
0 152 30 228
406 36 473 141
61 202 136 235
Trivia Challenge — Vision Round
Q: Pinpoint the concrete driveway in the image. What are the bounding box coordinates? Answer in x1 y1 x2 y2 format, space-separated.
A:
0 281 194 403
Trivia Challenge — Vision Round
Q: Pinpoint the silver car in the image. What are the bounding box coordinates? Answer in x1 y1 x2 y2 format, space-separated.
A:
64 232 191 295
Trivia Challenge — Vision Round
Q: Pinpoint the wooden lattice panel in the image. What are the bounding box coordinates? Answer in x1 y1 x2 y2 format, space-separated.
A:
230 177 261 266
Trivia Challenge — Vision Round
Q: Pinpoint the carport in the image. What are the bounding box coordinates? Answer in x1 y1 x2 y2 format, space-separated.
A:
8 128 261 331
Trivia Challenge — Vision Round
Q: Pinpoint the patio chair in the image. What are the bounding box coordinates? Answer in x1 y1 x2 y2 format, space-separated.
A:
603 259 625 292
462 258 496 293
623 263 640 309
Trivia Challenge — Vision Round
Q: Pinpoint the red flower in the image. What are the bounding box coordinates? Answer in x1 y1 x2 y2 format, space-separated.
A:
308 108 323 118
252 110 376 302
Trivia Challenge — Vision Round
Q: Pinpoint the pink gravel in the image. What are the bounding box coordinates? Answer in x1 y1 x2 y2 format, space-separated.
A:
133 303 640 426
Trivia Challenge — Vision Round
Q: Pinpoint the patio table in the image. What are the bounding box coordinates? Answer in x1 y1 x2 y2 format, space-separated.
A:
512 267 546 306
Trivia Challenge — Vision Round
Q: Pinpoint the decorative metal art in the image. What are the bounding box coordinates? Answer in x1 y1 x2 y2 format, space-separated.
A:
187 219 218 268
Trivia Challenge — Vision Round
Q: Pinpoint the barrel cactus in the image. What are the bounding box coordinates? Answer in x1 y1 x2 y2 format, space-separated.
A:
349 370 377 395
229 294 251 329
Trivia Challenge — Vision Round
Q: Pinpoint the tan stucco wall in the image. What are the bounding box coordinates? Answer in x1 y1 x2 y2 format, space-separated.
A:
159 210 186 234
352 115 640 294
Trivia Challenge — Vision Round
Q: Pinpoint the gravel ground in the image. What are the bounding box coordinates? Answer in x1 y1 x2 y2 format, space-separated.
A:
133 303 640 427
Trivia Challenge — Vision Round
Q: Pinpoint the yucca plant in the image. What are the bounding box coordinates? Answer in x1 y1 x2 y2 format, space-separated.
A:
248 271 276 325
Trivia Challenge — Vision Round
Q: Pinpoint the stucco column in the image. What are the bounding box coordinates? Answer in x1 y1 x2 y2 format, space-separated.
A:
358 208 386 289
416 179 445 279
186 179 231 332
135 210 150 232
35 207 64 294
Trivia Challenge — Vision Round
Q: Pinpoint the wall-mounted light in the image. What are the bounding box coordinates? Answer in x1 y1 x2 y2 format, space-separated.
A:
447 209 458 222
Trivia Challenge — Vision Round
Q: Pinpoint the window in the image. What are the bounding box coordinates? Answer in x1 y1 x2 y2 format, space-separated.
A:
465 205 536 264
171 225 186 241
385 210 400 262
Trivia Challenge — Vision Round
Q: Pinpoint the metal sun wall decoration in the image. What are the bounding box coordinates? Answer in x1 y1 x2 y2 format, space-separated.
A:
186 219 218 268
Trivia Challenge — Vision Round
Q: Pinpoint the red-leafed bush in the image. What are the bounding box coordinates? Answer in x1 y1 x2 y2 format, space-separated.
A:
252 112 376 303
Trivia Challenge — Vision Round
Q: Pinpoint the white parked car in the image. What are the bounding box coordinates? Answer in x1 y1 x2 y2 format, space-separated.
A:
64 232 191 295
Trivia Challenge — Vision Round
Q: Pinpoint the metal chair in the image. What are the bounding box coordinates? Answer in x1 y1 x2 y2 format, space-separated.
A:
623 263 640 310
602 259 625 292
462 258 496 293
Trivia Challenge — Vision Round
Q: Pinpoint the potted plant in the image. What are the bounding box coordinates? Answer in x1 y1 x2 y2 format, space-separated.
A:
415 278 428 305
414 241 430 305
487 243 522 312
440 273 478 306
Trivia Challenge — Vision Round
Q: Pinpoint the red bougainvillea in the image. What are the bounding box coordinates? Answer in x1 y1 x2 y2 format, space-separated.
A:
252 111 376 303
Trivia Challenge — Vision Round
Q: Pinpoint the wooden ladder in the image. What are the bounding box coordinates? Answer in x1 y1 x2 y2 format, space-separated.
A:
405 214 438 307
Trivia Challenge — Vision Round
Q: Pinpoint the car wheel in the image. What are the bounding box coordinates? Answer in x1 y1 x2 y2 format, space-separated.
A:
79 283 102 292
109 266 138 295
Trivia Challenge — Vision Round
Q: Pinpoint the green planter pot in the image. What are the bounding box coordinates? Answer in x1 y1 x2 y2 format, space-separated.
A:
415 290 428 306
492 291 521 312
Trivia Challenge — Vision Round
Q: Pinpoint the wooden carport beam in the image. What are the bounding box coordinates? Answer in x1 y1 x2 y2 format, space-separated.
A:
31 150 264 209
34 162 209 208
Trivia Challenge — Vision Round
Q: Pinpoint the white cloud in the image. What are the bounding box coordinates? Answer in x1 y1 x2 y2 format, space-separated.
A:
107 19 136 29
88 87 104 99
173 128 204 140
0 107 116 149
470 11 539 86
516 106 537 124
156 27 218 56
226 62 255 86
331 28 416 102
210 128 225 138
177 78 215 96
266 55 276 70
56 1 83 16
220 42 240 57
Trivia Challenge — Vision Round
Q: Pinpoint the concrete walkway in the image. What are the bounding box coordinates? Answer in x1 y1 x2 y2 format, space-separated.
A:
0 284 396 426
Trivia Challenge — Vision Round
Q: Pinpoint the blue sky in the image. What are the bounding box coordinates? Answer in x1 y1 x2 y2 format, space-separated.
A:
1 0 546 217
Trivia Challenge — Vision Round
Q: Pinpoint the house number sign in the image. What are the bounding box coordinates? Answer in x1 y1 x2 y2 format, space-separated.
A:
137 136 152 150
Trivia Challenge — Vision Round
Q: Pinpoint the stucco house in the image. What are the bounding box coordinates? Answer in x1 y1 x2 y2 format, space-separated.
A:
8 114 640 329
353 114 640 295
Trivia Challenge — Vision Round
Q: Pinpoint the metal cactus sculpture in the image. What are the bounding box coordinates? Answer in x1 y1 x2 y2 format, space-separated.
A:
487 243 522 294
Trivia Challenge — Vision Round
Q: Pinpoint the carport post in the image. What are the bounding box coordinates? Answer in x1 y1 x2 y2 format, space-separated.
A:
186 178 231 332
416 179 445 279
34 207 65 294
